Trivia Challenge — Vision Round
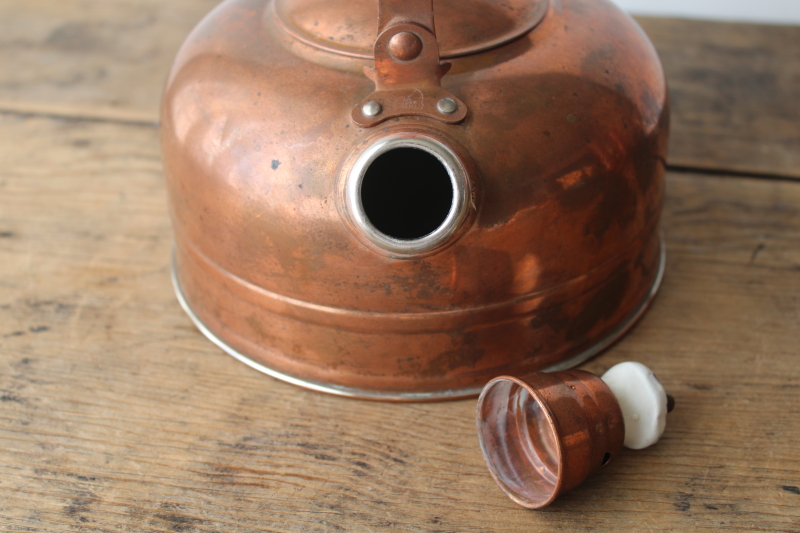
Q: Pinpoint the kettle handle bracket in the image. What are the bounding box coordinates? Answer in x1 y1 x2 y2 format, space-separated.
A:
351 0 468 127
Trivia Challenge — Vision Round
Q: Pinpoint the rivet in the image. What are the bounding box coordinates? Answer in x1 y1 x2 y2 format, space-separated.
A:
388 31 423 61
437 98 457 115
362 101 382 117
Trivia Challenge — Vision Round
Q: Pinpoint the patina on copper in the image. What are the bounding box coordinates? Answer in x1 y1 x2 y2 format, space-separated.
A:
476 370 625 508
162 0 670 400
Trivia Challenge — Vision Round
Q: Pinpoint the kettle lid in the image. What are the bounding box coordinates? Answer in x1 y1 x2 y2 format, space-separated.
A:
273 0 550 59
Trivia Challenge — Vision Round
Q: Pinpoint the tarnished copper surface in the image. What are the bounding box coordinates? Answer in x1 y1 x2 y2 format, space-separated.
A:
162 0 670 399
476 370 625 508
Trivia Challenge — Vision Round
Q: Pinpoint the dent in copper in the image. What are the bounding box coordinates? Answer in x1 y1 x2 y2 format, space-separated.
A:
476 370 625 508
161 0 670 399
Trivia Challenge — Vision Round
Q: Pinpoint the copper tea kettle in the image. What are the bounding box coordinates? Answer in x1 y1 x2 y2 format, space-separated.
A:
162 0 669 400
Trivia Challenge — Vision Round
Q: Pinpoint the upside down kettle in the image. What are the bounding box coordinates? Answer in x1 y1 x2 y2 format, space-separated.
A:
162 0 669 400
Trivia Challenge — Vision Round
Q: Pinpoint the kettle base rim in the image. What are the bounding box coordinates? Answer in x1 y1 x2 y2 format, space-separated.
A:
170 237 666 402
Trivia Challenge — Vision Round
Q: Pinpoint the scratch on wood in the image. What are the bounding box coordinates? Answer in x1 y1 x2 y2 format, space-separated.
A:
750 242 765 263
673 492 694 512
0 390 24 403
154 513 206 533
63 490 97 524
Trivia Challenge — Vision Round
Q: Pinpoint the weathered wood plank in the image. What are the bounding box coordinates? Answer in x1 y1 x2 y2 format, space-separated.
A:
1 114 799 532
637 16 800 178
0 0 218 123
0 2 798 177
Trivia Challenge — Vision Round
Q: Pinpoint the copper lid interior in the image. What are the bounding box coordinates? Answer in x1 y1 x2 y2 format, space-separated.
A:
476 377 562 507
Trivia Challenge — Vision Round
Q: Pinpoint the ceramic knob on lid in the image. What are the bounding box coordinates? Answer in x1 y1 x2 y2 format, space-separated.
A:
476 362 674 508
600 361 672 450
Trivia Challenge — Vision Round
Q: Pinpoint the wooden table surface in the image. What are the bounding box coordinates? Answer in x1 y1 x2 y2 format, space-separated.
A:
1 2 799 531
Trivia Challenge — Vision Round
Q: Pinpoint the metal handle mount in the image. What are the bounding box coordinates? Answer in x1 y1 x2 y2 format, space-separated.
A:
351 0 468 127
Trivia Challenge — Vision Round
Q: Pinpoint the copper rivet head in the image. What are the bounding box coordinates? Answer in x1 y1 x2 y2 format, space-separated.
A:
388 31 423 61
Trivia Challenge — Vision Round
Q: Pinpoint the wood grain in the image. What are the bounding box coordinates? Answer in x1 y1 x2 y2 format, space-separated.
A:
638 17 800 179
0 2 798 176
1 0 799 530
1 114 799 532
0 0 218 123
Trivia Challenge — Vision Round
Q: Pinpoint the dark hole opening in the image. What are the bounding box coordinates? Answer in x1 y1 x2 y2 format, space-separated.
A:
360 147 454 240
601 452 611 466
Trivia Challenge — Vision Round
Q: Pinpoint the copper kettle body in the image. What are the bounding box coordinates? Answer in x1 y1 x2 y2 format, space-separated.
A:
162 0 669 400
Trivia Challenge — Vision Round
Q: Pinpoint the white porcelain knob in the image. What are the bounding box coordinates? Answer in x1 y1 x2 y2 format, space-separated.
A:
601 362 668 450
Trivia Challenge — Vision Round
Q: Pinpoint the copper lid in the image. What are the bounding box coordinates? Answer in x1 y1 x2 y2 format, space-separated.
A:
476 370 625 508
273 0 550 59
476 364 675 508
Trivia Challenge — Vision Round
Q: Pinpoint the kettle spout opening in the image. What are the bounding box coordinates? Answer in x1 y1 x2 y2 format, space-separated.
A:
344 133 473 257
